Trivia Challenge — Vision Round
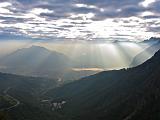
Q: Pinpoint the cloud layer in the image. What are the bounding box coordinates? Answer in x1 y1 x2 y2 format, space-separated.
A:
0 0 160 41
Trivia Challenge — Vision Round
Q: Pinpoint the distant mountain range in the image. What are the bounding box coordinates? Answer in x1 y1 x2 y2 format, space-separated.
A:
45 49 160 120
0 37 159 81
131 38 160 67
141 37 160 44
0 46 103 80
0 45 71 79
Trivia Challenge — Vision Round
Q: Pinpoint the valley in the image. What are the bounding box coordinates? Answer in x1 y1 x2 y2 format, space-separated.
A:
0 39 159 120
0 38 159 82
0 0 160 119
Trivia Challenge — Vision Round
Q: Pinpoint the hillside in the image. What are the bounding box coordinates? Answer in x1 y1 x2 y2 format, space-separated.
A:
0 73 58 120
0 48 159 120
46 50 160 120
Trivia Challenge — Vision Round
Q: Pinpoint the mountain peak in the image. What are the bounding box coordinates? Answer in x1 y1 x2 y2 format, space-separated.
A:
149 37 160 40
141 37 160 44
28 45 63 55
29 45 49 51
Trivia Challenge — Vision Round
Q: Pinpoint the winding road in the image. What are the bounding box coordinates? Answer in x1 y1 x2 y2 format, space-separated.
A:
0 87 20 111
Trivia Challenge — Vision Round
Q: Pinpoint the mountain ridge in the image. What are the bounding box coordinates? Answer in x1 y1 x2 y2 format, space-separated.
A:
45 49 160 120
131 40 160 67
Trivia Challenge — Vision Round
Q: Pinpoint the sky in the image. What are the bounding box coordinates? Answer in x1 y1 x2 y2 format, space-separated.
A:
0 0 160 42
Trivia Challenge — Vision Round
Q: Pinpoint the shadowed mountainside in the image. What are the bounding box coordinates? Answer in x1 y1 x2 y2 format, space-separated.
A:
46 49 160 120
0 73 59 120
0 45 159 120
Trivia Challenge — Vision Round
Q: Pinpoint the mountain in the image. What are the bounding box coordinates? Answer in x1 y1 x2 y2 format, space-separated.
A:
0 45 101 81
131 38 160 67
0 46 71 78
0 43 159 120
45 50 160 120
141 37 160 44
0 72 59 120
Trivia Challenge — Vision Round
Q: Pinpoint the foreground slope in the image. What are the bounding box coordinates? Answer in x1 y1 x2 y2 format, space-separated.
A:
0 73 58 120
46 50 160 120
